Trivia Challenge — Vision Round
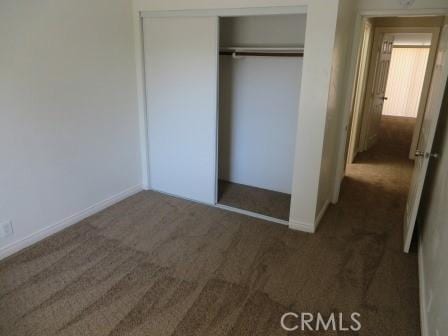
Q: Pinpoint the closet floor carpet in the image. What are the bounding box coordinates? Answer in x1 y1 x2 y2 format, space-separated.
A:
218 180 291 221
0 116 419 335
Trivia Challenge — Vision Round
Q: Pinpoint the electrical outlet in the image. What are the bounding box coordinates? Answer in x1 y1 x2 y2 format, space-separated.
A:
399 0 415 7
0 220 13 239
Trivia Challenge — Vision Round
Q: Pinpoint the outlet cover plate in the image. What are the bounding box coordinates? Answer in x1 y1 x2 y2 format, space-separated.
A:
0 220 13 239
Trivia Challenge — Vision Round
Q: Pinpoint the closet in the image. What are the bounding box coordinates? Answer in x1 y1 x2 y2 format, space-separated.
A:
217 15 306 221
142 13 307 223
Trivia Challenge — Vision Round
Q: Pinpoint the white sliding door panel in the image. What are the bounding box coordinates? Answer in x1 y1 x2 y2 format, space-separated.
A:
143 17 218 204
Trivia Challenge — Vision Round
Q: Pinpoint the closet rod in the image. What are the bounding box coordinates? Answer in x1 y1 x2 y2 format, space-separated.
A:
219 47 304 57
220 51 303 57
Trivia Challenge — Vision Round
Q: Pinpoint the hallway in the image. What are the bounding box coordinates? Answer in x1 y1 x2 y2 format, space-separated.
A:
318 115 419 334
341 115 416 233
336 115 416 248
0 117 420 335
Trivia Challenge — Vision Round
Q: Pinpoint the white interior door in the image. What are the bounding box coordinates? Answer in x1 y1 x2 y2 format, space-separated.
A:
143 17 218 204
364 33 394 149
404 23 448 253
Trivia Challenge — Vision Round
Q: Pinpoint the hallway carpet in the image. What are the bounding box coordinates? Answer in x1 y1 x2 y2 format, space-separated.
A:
0 116 419 335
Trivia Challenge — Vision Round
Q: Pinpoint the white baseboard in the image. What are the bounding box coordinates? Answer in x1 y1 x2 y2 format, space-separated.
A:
0 184 143 261
332 175 344 204
289 200 330 234
215 204 289 226
418 235 429 336
289 219 315 233
315 200 330 229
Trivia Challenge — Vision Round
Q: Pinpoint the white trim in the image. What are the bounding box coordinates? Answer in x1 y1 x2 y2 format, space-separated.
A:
288 219 314 233
418 235 429 336
213 19 220 206
359 9 448 17
215 204 289 226
332 14 366 204
315 199 330 228
289 199 329 233
375 27 439 34
133 10 150 190
140 6 307 18
144 188 289 226
150 188 216 206
0 185 143 261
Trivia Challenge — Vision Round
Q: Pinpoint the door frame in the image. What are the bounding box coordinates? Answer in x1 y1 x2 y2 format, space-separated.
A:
332 9 448 204
357 28 393 152
346 19 374 165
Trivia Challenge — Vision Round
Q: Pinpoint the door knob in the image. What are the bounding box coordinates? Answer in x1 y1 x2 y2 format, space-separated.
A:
415 150 425 157
415 150 439 159
380 96 388 100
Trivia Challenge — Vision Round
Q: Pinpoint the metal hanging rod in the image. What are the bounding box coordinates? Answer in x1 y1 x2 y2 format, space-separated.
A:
219 46 304 58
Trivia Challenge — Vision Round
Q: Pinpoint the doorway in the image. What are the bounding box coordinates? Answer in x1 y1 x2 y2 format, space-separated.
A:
349 25 440 163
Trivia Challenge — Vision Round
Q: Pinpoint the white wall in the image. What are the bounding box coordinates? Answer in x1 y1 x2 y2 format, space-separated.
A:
0 0 141 258
220 14 307 47
315 0 357 216
219 56 302 194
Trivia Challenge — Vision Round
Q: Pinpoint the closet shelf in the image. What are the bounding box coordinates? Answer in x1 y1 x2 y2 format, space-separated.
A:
219 46 304 57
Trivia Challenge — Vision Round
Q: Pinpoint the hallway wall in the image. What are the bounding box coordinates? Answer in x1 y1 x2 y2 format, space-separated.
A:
315 0 357 217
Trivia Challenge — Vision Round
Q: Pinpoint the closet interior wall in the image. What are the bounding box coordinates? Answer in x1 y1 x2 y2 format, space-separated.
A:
217 14 306 220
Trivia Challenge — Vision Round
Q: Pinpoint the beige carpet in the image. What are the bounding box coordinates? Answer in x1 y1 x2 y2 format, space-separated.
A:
0 116 419 335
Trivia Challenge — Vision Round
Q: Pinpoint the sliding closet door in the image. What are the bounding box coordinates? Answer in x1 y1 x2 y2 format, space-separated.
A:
143 17 218 204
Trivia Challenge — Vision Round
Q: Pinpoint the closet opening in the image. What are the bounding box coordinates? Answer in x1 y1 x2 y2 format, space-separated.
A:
216 14 307 222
